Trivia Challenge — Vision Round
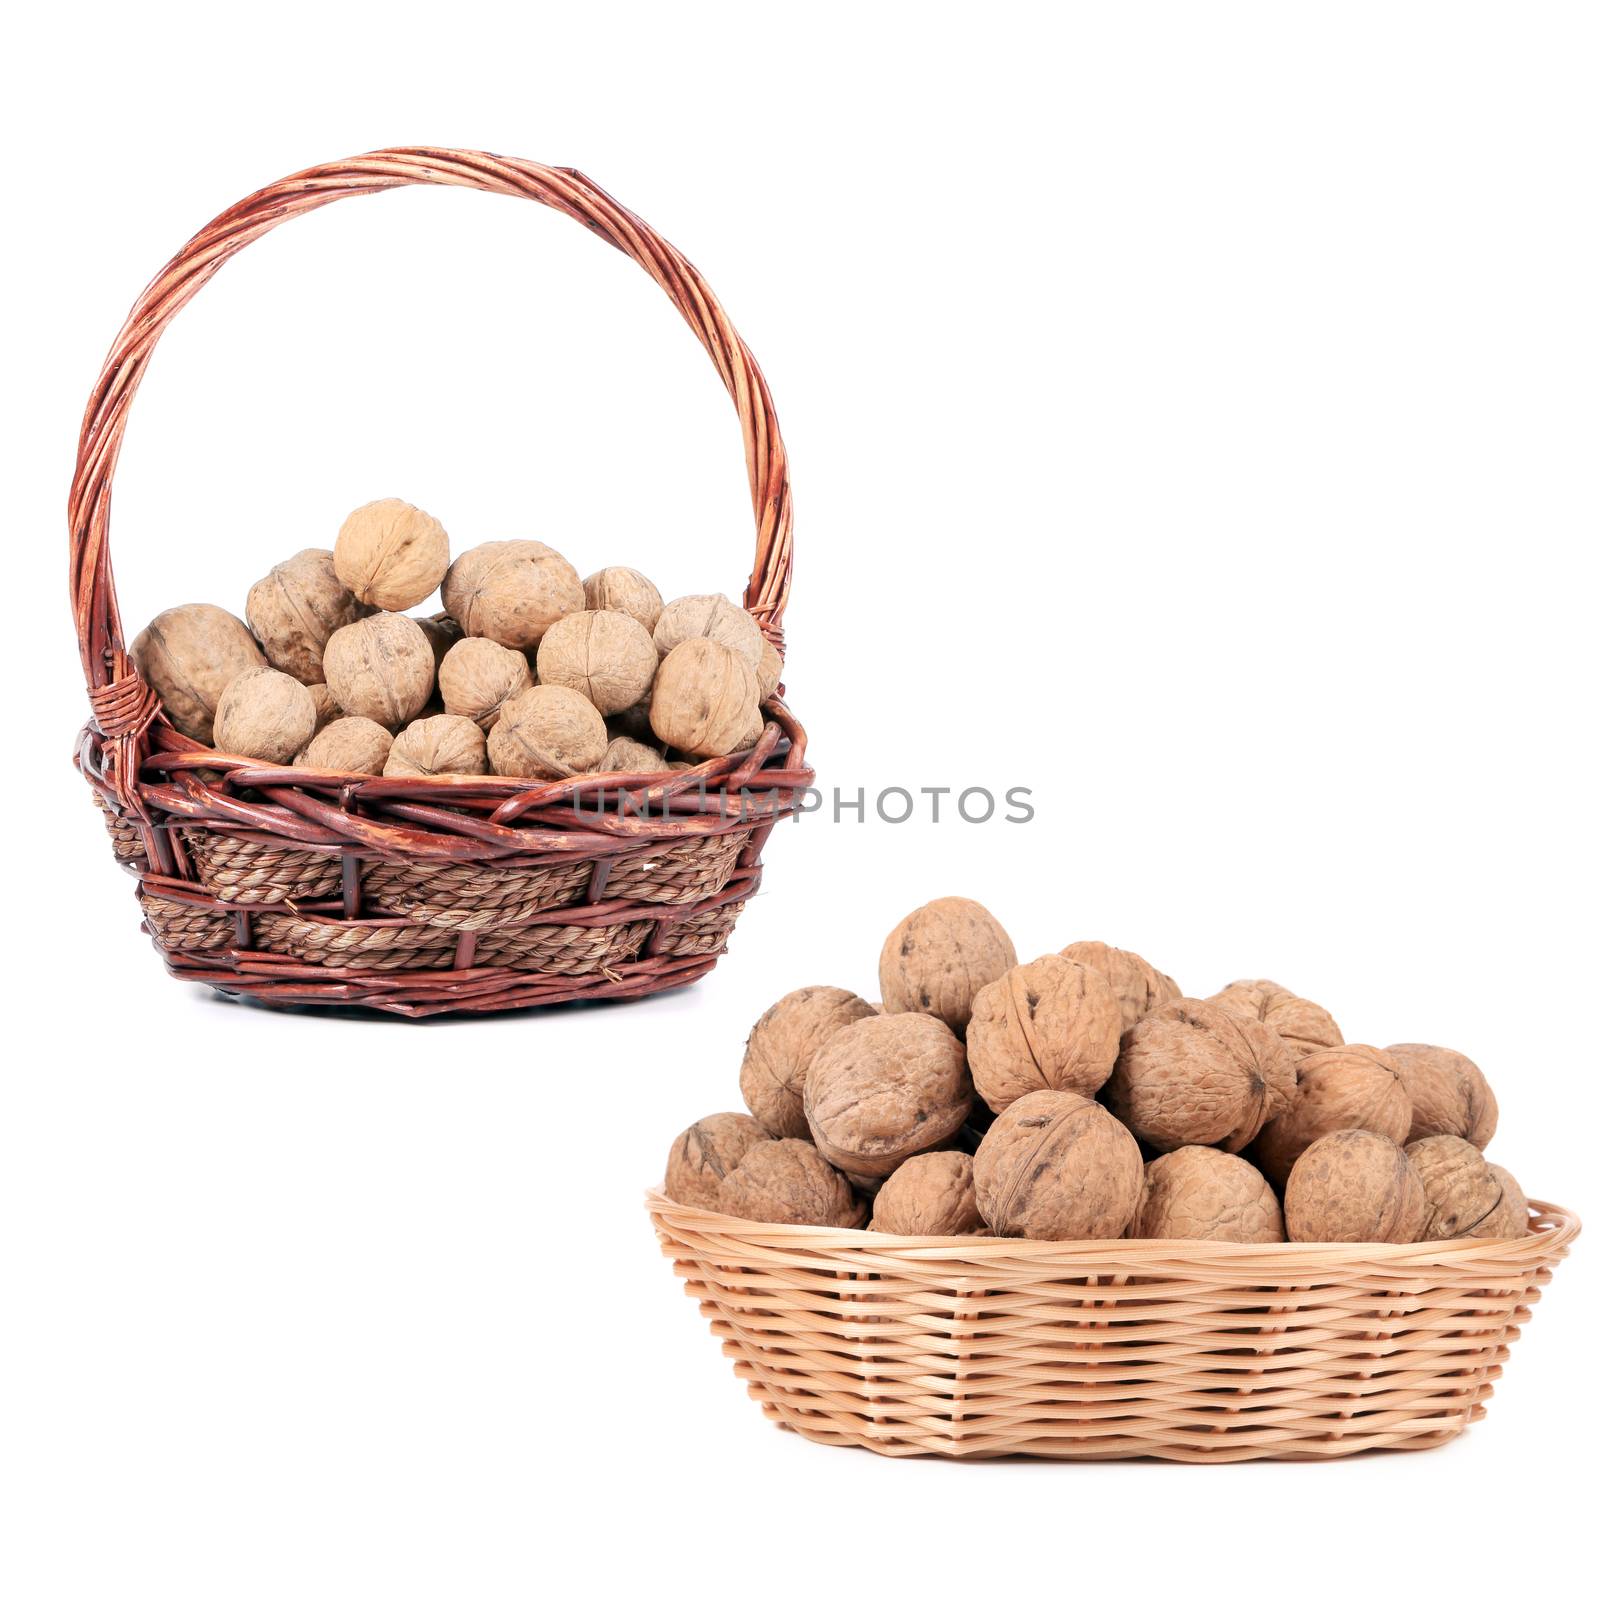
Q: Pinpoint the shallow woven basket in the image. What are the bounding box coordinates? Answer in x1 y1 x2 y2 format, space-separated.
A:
649 1192 1579 1462
70 149 812 1017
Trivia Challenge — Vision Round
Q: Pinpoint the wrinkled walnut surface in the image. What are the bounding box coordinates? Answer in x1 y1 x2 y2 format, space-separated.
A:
296 716 393 775
652 593 763 668
871 1151 982 1236
1407 1134 1521 1240
322 613 436 730
131 604 266 745
537 609 658 714
878 897 1017 1036
1387 1042 1498 1149
333 498 450 612
663 1113 769 1209
246 547 369 684
718 1140 865 1228
438 637 533 731
1060 941 1182 1034
1283 1129 1424 1244
582 566 663 634
740 986 878 1138
384 714 489 778
212 668 316 763
649 638 758 759
443 540 584 648
488 685 607 779
1133 1146 1284 1243
601 736 671 774
1208 979 1344 1059
1252 1043 1411 1185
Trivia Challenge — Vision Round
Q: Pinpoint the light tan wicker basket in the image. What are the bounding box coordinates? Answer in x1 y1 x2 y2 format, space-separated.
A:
648 1191 1578 1462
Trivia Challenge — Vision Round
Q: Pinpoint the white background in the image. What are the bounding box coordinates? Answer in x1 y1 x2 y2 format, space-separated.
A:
4 3 1597 1595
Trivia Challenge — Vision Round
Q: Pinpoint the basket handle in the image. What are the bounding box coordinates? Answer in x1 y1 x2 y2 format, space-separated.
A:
68 147 794 705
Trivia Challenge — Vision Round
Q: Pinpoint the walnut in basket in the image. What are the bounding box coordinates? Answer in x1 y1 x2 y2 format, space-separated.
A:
879 897 1017 1036
487 684 607 779
755 637 782 702
967 954 1123 1111
308 683 341 736
416 611 464 671
536 609 658 715
245 547 370 684
1106 998 1295 1153
1282 1129 1425 1244
1251 1043 1412 1185
803 1012 973 1180
1059 941 1182 1034
648 639 758 760
384 714 489 778
582 566 663 634
212 667 317 763
322 613 436 730
1386 1042 1498 1148
871 1151 983 1236
719 1140 866 1228
131 603 267 744
740 986 878 1139
442 539 584 649
663 1112 770 1209
972 1089 1142 1240
295 715 393 775
1207 978 1343 1059
333 498 450 612
437 637 533 731
601 736 671 774
1407 1134 1527 1240
1132 1146 1284 1243
652 592 763 669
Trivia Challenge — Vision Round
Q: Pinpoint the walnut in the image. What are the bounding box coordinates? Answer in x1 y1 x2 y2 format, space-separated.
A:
803 1013 972 1180
416 611 463 670
602 736 671 773
245 547 369 684
1407 1135 1526 1240
1386 1042 1498 1148
871 1151 983 1236
652 593 763 670
1132 1146 1284 1243
582 566 663 633
487 685 607 779
536 609 658 714
437 637 533 730
972 1089 1142 1240
130 603 267 744
1208 979 1343 1059
295 716 393 775
663 1112 770 1208
1059 941 1181 1034
308 682 341 736
878 897 1017 1036
332 498 450 611
442 539 584 648
321 613 435 729
384 714 489 778
756 637 782 701
1252 1044 1412 1185
212 668 316 762
1106 998 1296 1153
1283 1130 1425 1243
648 639 758 759
740 986 878 1138
719 1140 866 1228
967 954 1122 1112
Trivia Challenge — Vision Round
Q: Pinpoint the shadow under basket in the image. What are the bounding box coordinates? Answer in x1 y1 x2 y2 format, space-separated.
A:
69 150 811 1018
647 1192 1580 1462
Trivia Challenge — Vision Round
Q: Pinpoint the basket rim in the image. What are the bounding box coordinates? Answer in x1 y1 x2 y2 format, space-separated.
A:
646 1188 1580 1267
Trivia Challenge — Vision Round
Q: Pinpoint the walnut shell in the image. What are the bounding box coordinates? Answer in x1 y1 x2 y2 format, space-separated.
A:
130 604 267 744
1132 1146 1284 1243
663 1113 770 1209
321 613 435 730
1407 1135 1524 1240
1283 1130 1426 1243
1106 998 1296 1153
212 668 317 763
442 539 584 648
1059 941 1182 1034
245 547 370 684
652 592 763 669
308 682 341 736
600 736 670 773
1252 1044 1412 1185
416 612 463 670
648 638 758 759
879 897 1017 1036
1386 1042 1498 1149
582 566 663 633
487 684 607 779
803 1013 973 1180
967 955 1122 1112
437 637 533 731
972 1089 1142 1240
756 637 782 702
871 1151 983 1236
333 498 450 611
384 714 489 778
536 609 658 714
295 716 393 775
740 986 879 1138
1208 979 1343 1059
718 1140 866 1227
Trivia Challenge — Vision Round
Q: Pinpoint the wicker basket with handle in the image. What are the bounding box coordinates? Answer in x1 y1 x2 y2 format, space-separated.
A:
70 149 812 1017
648 1191 1579 1461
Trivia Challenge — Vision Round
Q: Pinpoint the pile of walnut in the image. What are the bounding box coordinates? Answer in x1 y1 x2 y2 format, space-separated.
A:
130 498 782 779
663 897 1528 1246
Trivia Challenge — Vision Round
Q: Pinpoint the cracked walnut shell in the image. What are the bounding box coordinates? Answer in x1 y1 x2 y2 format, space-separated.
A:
1283 1129 1425 1243
487 684 607 779
878 897 1017 1036
442 539 584 649
1386 1042 1498 1148
333 498 450 612
740 986 878 1138
871 1151 983 1236
1106 998 1296 1153
973 1089 1142 1240
246 547 370 684
718 1140 866 1228
438 637 533 731
536 609 658 715
663 1113 770 1209
1060 941 1182 1034
322 612 436 730
131 603 267 745
384 714 489 778
967 955 1122 1112
1132 1146 1284 1243
1252 1043 1412 1186
1208 978 1343 1059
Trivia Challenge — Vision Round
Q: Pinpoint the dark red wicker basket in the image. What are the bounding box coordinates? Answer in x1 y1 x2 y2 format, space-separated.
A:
70 148 811 1017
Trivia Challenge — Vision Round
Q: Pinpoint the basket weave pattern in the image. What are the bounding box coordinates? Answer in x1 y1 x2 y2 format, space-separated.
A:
69 149 811 1017
649 1193 1578 1462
